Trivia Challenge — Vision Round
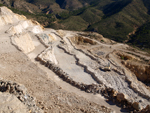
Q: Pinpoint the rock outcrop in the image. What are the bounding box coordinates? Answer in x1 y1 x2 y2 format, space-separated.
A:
11 33 35 53
117 51 150 82
123 61 150 82
36 33 57 47
71 36 97 45
6 20 34 34
37 47 58 65
0 6 27 25
0 6 45 54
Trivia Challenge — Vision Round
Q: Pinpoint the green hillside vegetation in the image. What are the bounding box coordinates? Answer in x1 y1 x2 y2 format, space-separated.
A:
50 0 150 43
87 18 134 42
129 22 150 48
86 0 150 42
25 0 55 5
80 8 103 24
102 0 132 17
9 7 56 27
56 16 88 31
143 0 150 14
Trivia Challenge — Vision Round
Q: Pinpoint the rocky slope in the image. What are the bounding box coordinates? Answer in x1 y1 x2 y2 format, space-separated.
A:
1 6 150 113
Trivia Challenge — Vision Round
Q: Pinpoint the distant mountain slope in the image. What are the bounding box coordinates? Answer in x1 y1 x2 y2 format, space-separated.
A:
0 0 150 47
87 0 150 42
129 22 150 48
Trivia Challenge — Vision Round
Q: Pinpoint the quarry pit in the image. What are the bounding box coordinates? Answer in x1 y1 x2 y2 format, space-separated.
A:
0 6 150 113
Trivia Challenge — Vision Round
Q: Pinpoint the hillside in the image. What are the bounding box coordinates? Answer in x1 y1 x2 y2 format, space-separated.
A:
0 0 150 45
129 22 150 49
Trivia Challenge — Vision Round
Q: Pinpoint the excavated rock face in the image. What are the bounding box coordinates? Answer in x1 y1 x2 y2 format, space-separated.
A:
71 36 97 45
0 6 13 15
117 52 135 60
123 61 150 82
77 32 116 44
36 33 57 47
32 25 43 34
0 6 44 54
37 48 58 65
6 20 34 34
11 33 35 53
0 6 14 25
0 6 27 25
140 105 150 112
116 51 150 82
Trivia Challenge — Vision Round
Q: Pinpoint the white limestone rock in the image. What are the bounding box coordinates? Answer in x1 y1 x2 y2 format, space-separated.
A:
12 33 35 53
6 20 34 34
0 6 26 25
38 47 58 65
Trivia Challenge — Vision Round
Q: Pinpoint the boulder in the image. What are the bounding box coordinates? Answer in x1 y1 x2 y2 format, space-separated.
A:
112 90 118 97
12 33 35 53
132 102 142 111
116 93 128 102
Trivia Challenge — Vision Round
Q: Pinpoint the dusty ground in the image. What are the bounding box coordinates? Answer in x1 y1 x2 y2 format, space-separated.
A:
0 51 113 113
